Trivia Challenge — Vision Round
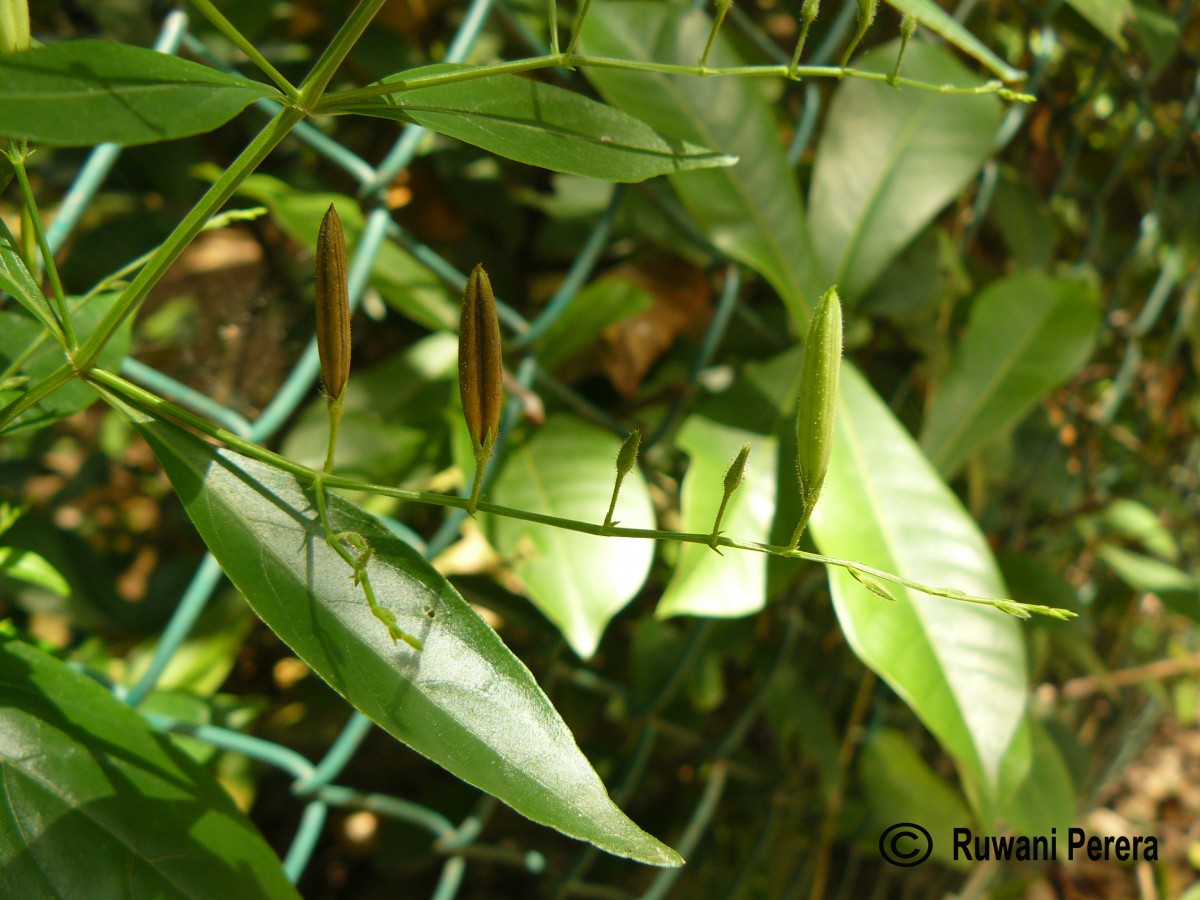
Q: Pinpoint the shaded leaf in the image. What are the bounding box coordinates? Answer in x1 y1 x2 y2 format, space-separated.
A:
656 417 775 619
1001 719 1075 836
580 2 820 327
0 637 298 898
1064 0 1134 49
0 218 59 334
809 364 1029 820
920 275 1099 478
487 416 656 659
0 41 277 146
535 276 654 373
0 293 131 435
109 396 681 866
882 0 1026 81
809 41 1000 302
330 64 737 183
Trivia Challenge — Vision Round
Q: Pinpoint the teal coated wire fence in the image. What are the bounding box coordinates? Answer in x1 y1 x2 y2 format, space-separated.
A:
18 0 1200 896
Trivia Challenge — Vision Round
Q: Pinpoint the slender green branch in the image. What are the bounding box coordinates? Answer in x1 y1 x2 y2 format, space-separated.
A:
188 0 301 102
10 144 75 350
319 54 1034 110
547 0 560 55
0 363 76 430
297 0 390 107
72 107 305 372
89 369 1074 622
563 0 594 58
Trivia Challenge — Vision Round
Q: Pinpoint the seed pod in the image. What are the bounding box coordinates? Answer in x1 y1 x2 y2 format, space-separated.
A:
459 263 503 461
1 0 30 54
724 443 751 495
796 286 842 521
800 0 819 26
315 204 351 402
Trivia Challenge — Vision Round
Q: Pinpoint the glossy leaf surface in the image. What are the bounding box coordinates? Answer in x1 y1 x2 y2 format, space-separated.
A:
488 416 655 659
331 64 736 183
115 398 681 866
809 365 1028 818
920 275 1099 478
580 2 820 327
809 41 1000 302
0 41 277 146
0 637 298 898
656 417 775 619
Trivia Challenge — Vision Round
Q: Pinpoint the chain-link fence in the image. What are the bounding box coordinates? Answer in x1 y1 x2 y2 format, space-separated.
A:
15 0 1200 896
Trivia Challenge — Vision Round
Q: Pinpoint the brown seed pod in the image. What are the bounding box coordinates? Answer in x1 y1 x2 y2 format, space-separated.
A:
315 203 351 402
459 263 504 461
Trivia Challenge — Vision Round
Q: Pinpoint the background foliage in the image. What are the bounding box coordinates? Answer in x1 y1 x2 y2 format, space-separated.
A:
1 0 1199 898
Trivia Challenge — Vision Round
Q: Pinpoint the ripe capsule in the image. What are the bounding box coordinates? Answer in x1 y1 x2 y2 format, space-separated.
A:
459 263 504 462
315 204 351 402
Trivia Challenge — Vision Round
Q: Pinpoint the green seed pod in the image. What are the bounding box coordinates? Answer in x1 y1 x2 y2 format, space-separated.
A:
800 0 820 26
315 204 351 402
724 443 752 495
0 0 30 54
796 286 842 522
459 263 503 461
856 0 878 27
616 428 641 478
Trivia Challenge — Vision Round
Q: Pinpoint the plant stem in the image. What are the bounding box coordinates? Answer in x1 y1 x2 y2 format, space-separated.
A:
10 145 75 350
323 391 345 475
89 368 1074 622
319 54 1033 109
298 0 390 107
188 0 300 101
73 107 305 372
0 363 76 430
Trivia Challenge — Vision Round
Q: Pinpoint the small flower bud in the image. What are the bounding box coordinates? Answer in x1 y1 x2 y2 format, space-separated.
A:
724 443 751 495
616 428 641 478
459 263 503 462
848 567 898 602
315 204 351 402
796 286 842 523
1 0 30 54
801 0 820 26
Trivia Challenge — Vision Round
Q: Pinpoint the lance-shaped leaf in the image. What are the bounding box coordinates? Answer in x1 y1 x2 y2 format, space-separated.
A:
809 364 1029 821
0 41 278 146
579 2 821 328
325 64 736 183
0 637 299 898
881 0 1026 82
106 394 681 867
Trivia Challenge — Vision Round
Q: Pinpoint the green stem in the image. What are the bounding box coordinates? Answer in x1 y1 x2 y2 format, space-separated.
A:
73 107 305 372
603 472 626 528
547 0 560 55
11 145 75 350
323 391 345 475
700 1 731 70
708 493 732 551
319 54 1032 109
563 0 594 58
297 0 390 107
0 363 76 430
89 369 1073 621
188 0 300 102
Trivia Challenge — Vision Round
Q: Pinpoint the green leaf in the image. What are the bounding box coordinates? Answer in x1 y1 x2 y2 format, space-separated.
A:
110 397 680 866
0 41 278 146
1097 498 1178 563
1064 0 1134 50
882 0 1026 82
809 364 1029 820
221 173 457 332
0 545 70 596
656 417 775 619
329 64 736 183
0 218 59 335
534 276 653 372
857 728 973 869
808 41 1001 302
1096 543 1200 621
919 275 1100 479
1000 719 1075 836
487 416 656 659
579 2 821 327
0 293 131 435
0 637 298 898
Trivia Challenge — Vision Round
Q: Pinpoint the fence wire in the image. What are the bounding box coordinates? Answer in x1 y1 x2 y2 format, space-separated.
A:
23 0 1200 896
